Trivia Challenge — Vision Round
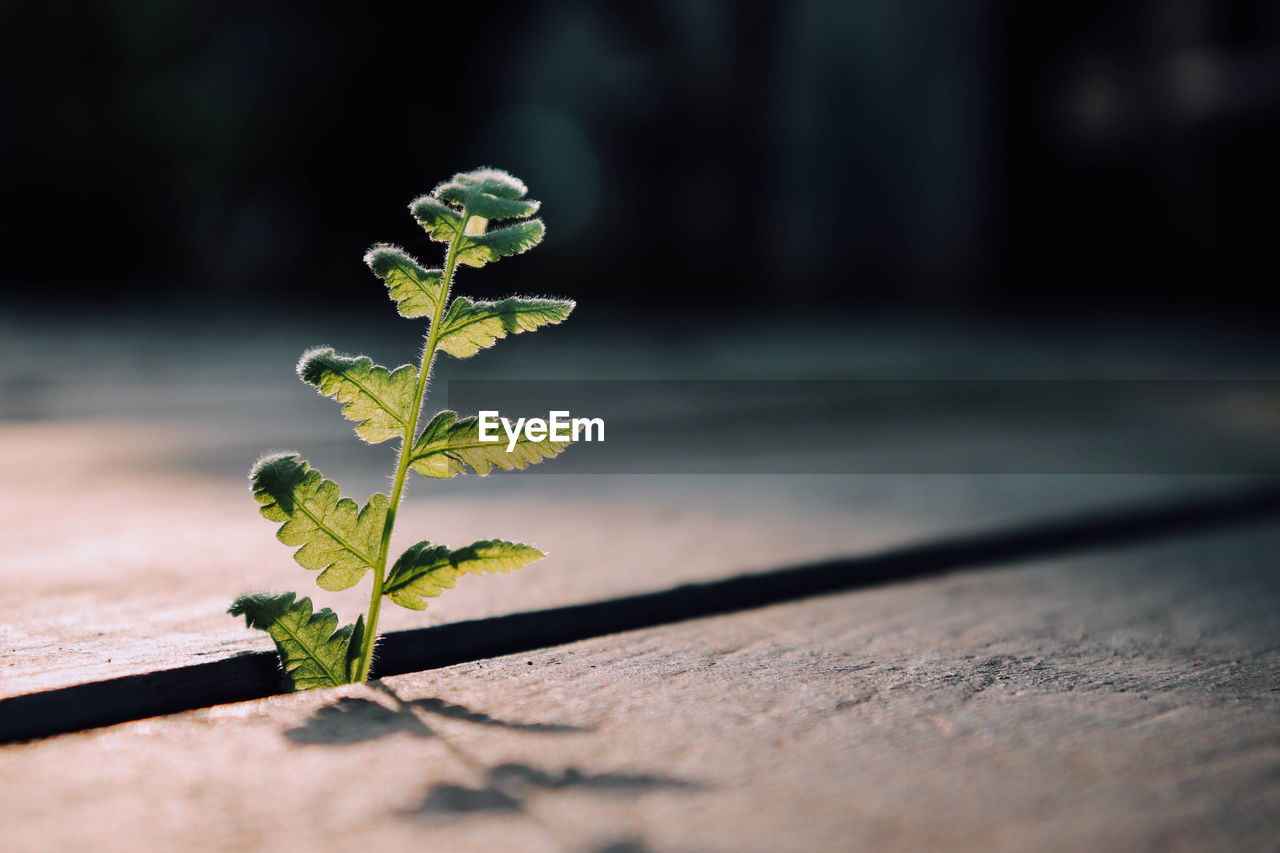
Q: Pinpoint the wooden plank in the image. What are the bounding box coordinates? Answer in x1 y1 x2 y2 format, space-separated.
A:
5 483 1280 742
2 524 1277 852
3 317 1277 698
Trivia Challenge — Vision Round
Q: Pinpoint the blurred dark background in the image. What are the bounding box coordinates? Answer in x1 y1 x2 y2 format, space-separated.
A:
1 0 1277 322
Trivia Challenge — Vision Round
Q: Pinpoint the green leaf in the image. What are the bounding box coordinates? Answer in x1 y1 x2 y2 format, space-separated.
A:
411 195 465 245
443 167 529 200
365 245 444 319
345 613 366 683
228 592 361 689
297 348 418 444
384 539 545 610
434 167 540 221
454 219 546 268
408 410 570 479
411 167 545 268
250 453 388 591
436 296 574 358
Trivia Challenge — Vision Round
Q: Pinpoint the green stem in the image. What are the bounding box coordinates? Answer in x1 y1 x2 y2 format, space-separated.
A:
354 206 469 681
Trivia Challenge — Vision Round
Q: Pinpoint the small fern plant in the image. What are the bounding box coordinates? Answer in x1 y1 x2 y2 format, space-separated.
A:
229 168 573 690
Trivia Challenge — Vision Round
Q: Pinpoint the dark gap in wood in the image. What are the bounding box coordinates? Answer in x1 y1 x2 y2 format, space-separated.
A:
3 482 1279 744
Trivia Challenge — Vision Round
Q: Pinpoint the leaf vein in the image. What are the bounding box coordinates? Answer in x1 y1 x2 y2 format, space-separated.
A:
338 371 409 425
292 500 376 566
271 611 345 687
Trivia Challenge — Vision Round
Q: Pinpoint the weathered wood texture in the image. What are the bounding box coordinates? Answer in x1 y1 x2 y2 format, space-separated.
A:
4 316 1275 700
1 316 1278 851
3 525 1277 852
4 484 1278 742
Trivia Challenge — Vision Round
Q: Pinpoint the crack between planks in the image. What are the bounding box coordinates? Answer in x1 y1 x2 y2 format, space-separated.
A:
2 481 1280 745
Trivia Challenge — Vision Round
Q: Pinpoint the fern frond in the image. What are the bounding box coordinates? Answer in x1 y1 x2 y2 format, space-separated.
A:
236 166 568 692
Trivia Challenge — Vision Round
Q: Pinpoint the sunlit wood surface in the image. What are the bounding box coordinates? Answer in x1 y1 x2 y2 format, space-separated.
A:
1 314 1277 851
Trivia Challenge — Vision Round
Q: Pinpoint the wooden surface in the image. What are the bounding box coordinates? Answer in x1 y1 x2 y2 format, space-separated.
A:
3 525 1277 852
1 314 1278 851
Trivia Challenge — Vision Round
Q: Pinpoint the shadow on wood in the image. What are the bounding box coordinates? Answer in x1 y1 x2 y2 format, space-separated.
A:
406 763 704 817
282 687 590 746
2 480 1279 744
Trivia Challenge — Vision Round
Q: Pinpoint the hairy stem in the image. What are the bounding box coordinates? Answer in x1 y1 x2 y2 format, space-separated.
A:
354 206 469 681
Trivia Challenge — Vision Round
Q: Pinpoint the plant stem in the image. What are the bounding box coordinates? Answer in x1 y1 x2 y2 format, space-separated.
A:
353 206 469 681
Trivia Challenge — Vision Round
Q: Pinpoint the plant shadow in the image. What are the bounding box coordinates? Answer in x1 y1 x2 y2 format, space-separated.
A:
283 684 591 746
283 696 431 745
282 686 705 846
408 696 588 733
589 841 654 853
408 762 704 817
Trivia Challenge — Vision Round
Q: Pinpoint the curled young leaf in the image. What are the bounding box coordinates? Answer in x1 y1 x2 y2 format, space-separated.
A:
434 167 539 221
411 168 545 267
